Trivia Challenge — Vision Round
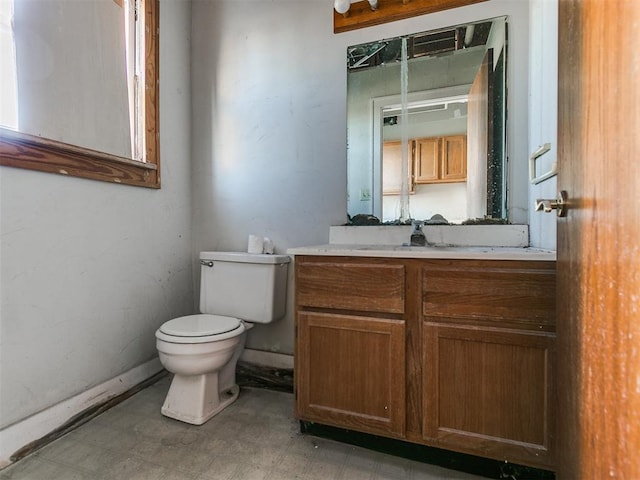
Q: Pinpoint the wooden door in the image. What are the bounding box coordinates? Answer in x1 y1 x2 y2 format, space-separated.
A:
557 1 640 478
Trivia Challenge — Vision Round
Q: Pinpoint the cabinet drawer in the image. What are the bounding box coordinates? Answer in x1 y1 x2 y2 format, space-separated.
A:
422 261 556 328
296 261 405 314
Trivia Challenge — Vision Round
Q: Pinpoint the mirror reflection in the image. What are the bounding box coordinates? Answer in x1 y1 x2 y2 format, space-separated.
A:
346 17 507 225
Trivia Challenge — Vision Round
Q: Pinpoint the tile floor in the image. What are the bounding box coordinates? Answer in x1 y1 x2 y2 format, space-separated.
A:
0 376 485 480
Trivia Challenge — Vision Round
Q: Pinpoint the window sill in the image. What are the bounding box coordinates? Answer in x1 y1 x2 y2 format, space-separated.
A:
0 127 159 188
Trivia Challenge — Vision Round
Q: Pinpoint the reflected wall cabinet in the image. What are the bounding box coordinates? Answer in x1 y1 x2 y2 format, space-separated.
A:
414 135 467 184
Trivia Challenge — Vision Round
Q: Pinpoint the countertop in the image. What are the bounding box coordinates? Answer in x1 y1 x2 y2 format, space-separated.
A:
287 244 556 261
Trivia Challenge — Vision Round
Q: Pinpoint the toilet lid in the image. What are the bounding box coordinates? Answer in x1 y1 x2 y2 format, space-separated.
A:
159 314 241 337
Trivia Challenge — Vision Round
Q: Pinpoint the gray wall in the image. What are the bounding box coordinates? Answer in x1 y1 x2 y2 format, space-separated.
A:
528 0 558 250
0 1 193 429
190 0 347 355
190 0 531 356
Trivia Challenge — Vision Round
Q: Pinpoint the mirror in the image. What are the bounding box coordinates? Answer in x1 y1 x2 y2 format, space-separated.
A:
346 17 507 224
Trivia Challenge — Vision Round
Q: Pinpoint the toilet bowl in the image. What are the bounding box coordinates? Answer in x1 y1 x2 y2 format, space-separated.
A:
155 252 290 425
156 314 248 425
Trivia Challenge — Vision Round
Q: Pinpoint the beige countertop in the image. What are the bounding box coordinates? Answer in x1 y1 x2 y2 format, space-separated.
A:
287 244 556 261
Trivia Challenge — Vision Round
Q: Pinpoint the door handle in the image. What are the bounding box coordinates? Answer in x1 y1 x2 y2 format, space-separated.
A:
535 191 568 217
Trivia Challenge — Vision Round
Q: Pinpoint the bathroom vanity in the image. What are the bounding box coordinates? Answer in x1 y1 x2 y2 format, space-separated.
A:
290 245 556 470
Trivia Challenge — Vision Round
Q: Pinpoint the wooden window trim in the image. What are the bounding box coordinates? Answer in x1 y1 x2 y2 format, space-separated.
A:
0 0 160 189
334 0 488 33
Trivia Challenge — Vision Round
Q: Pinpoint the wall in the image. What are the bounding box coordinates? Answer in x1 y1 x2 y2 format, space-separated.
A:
528 0 558 250
191 0 345 356
384 183 468 224
191 0 530 357
0 0 193 436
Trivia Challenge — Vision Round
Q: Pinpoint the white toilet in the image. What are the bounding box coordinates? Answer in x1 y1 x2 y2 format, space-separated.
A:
155 251 290 425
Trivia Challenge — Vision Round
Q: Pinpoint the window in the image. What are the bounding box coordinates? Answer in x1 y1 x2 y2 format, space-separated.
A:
0 0 18 129
0 0 160 188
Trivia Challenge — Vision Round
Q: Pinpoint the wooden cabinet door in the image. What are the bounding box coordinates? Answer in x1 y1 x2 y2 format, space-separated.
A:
382 140 414 195
414 137 440 183
422 323 555 469
440 135 467 181
296 311 406 437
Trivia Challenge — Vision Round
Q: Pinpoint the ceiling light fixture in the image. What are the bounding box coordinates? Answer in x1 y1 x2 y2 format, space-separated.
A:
334 0 378 16
334 0 351 14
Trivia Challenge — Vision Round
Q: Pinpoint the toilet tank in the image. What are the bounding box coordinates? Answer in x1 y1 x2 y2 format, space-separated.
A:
199 252 290 323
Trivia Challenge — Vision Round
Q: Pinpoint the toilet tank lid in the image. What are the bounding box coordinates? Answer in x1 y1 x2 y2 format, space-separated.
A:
200 251 290 264
160 314 241 337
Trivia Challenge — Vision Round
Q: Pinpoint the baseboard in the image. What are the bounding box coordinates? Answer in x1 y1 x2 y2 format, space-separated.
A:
0 358 163 469
239 348 294 370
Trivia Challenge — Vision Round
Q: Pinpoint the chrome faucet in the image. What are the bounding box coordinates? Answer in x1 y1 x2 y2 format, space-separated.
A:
410 221 427 246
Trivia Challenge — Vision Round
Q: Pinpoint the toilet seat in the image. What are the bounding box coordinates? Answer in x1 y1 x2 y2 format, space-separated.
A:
156 314 244 344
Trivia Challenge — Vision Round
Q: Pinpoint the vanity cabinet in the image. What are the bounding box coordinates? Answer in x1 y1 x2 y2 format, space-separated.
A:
294 256 556 470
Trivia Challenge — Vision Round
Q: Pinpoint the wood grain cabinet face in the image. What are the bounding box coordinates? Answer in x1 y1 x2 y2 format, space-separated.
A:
297 312 406 437
422 324 555 468
296 260 405 314
422 262 557 330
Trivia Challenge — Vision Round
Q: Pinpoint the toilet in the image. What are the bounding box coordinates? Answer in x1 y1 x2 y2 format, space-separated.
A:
155 251 290 425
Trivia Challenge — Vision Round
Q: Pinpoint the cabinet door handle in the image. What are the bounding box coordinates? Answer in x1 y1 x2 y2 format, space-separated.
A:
535 191 568 217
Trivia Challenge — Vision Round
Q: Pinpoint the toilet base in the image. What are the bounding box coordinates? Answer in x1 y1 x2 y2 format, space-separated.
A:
160 372 240 425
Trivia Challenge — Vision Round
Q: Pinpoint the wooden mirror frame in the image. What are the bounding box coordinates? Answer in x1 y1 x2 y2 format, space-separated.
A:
334 0 488 33
0 0 160 189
